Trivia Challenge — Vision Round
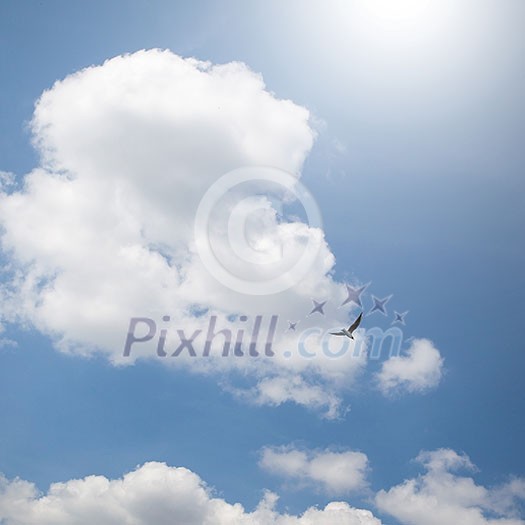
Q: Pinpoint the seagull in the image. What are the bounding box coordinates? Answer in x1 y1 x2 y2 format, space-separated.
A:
330 312 363 339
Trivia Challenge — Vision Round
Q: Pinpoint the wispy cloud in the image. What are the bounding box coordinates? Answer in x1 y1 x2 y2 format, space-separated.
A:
259 445 369 495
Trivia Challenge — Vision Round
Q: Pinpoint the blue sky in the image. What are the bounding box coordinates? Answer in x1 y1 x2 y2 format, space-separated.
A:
0 1 524 524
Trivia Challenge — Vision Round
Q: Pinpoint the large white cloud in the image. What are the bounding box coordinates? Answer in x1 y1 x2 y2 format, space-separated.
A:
0 462 382 525
0 49 442 416
376 448 525 525
259 445 369 495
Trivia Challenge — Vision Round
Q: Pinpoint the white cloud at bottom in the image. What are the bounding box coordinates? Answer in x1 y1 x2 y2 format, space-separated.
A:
376 449 525 525
0 462 382 525
1 449 524 525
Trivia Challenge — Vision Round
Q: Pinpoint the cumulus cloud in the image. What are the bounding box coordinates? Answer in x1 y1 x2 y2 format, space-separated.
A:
376 448 525 525
376 338 444 395
1 451 523 525
0 49 442 416
0 49 361 416
0 462 382 525
259 445 369 495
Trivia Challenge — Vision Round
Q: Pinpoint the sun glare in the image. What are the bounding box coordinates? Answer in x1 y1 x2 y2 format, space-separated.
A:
358 0 436 24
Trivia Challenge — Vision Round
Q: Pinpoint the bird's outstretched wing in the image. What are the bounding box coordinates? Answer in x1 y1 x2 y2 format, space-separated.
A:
347 312 363 334
330 331 346 336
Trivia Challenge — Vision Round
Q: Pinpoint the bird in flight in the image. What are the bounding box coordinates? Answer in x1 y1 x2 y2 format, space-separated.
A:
330 312 363 339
